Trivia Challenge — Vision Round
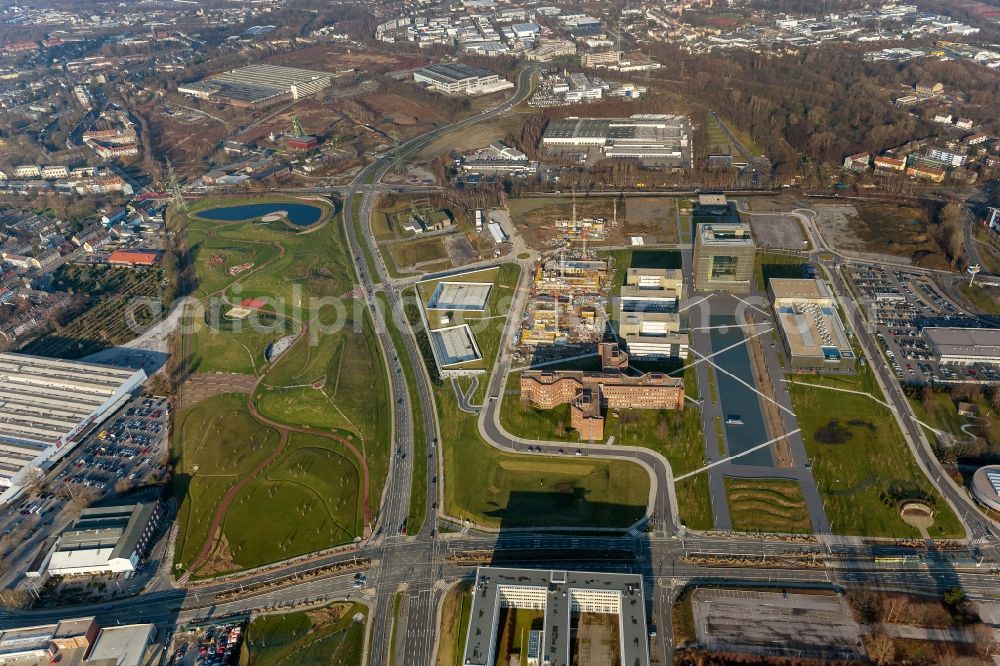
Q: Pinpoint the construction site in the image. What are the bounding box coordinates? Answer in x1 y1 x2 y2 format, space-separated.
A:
514 247 614 362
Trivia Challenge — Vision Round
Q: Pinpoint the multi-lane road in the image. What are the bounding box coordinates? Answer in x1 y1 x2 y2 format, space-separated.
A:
4 64 1000 666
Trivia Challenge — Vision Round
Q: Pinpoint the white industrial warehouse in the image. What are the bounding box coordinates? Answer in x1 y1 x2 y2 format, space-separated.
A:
0 353 146 504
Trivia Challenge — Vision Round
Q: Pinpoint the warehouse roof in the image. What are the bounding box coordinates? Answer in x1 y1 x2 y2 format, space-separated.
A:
427 281 493 310
429 324 482 366
85 624 155 666
924 327 1000 358
416 62 496 84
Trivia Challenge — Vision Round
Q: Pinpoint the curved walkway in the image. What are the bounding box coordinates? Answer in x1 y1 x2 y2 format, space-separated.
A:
180 208 374 576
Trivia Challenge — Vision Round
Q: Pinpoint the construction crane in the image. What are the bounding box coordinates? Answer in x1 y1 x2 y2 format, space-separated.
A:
166 157 186 212
291 115 305 138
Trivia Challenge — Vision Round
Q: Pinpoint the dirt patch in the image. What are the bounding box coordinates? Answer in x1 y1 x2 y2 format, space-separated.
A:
195 533 240 577
179 373 257 410
575 613 621 666
267 46 426 74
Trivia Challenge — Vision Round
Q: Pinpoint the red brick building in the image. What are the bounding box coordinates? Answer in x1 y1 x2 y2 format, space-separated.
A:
520 343 684 440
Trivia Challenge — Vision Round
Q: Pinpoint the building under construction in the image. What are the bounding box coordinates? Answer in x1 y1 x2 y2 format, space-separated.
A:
519 251 612 350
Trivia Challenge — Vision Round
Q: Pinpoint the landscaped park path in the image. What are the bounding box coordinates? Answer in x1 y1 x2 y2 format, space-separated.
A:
180 201 374 577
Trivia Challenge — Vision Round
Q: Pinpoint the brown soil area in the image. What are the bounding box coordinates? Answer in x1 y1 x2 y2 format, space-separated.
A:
195 533 240 577
266 46 426 74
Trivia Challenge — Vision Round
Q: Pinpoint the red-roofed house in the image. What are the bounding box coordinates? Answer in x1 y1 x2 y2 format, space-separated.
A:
108 249 160 267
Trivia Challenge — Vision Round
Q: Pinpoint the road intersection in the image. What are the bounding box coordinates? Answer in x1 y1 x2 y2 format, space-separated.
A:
3 65 1000 666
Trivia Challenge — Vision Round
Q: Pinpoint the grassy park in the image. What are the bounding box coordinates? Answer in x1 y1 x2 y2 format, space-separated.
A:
787 368 964 538
239 603 366 666
725 477 812 534
171 393 282 570
171 196 389 575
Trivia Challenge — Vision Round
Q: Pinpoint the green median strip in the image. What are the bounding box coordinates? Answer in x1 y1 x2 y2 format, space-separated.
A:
377 292 429 536
350 194 380 285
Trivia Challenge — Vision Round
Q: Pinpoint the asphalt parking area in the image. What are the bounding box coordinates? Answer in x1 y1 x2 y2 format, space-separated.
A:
749 213 807 249
691 588 865 660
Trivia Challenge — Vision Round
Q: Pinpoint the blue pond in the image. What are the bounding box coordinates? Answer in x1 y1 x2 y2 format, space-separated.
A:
196 202 324 226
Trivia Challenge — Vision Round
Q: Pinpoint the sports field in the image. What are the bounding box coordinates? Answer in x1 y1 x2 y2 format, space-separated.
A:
172 196 389 576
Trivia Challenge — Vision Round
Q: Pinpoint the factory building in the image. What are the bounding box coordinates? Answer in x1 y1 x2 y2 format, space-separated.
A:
692 223 755 293
541 115 691 167
412 63 513 95
29 501 164 577
520 343 684 440
463 566 649 666
178 64 332 109
0 354 146 505
923 327 1000 366
768 279 855 372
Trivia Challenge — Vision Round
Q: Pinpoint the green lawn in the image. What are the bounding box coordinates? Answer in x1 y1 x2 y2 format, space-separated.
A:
959 283 1000 315
221 432 364 569
252 305 390 507
787 368 965 538
240 603 366 666
389 237 449 268
909 389 1000 458
172 393 282 570
498 368 711 530
182 304 297 376
754 252 808 291
725 477 812 534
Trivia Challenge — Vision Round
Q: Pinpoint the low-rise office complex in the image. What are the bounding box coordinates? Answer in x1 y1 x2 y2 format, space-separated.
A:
462 566 649 666
520 343 684 439
0 616 156 666
923 327 1000 365
541 114 691 166
412 63 513 95
178 64 332 109
0 354 146 504
692 222 755 293
769 278 856 372
29 501 164 577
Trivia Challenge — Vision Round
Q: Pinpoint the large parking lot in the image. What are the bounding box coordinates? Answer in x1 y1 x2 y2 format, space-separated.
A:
691 588 865 660
54 394 170 493
847 264 1000 384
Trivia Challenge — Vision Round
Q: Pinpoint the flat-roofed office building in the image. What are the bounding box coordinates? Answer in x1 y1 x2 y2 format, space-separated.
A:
692 223 755 293
617 267 688 359
29 501 164 577
769 278 855 372
0 353 146 504
923 327 1000 365
463 566 649 666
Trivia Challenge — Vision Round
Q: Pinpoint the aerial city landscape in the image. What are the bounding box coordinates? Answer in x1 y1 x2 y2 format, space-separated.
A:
4 0 1000 664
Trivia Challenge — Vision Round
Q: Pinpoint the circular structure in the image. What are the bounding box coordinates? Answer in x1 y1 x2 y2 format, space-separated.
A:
972 465 1000 513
